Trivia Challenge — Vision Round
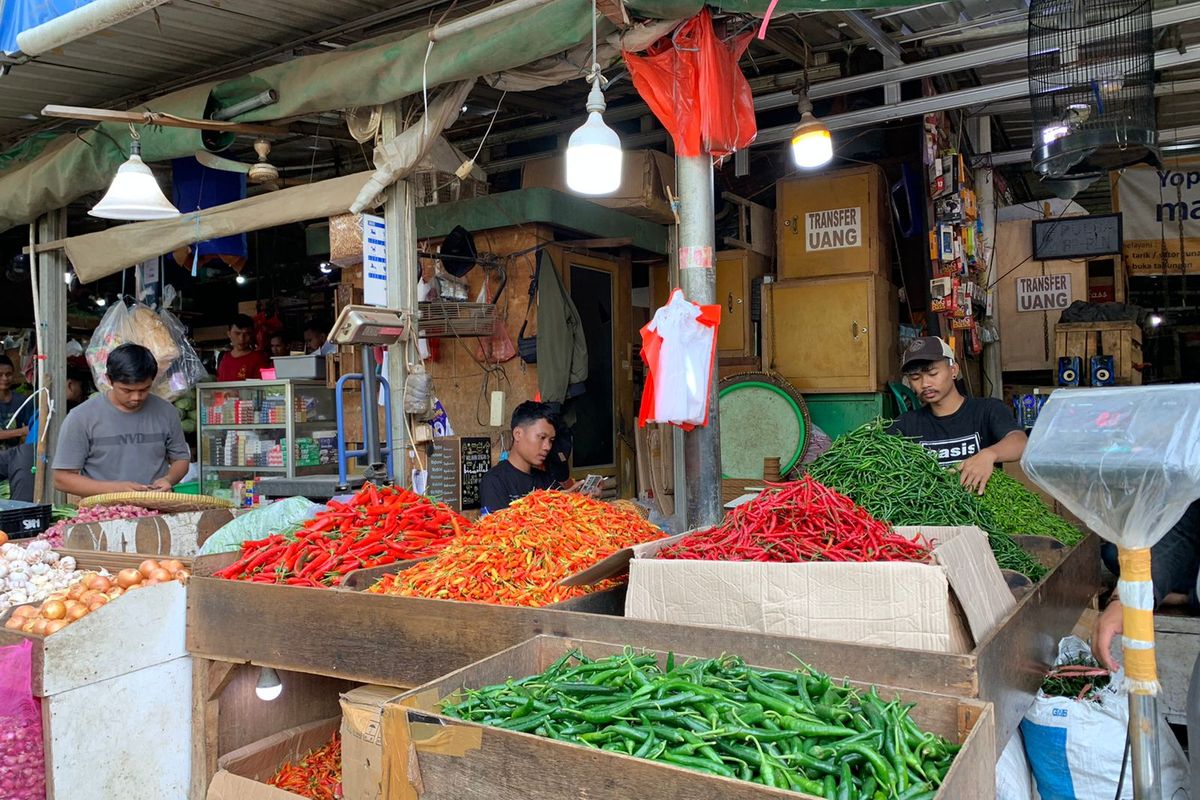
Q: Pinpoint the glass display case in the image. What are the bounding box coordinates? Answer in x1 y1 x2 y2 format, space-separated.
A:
196 379 338 503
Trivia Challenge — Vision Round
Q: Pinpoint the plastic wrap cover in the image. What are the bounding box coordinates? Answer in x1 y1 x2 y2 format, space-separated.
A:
1021 385 1200 549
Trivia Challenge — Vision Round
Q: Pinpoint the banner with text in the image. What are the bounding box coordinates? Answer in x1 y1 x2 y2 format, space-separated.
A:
1112 160 1200 276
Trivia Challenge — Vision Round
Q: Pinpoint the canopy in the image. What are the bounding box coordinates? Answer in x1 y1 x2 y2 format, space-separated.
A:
0 0 917 232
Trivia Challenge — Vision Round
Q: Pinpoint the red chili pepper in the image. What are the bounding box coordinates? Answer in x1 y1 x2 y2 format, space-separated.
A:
658 475 932 564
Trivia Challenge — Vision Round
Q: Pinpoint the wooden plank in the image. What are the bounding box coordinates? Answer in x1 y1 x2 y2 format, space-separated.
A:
973 534 1101 749
216 666 357 757
41 104 288 137
187 579 979 697
192 658 233 800
383 636 995 800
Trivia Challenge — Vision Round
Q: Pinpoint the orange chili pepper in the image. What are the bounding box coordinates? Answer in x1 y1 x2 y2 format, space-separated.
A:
368 491 663 606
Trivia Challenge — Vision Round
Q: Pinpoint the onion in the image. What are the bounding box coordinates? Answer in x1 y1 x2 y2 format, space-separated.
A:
41 600 65 620
66 583 85 601
138 559 161 578
87 601 105 612
107 587 124 599
142 578 160 587
10 605 35 619
66 605 87 621
30 619 48 636
3 617 22 630
116 569 142 589
43 620 67 635
174 569 191 582
161 559 185 574
86 575 112 593
148 568 172 582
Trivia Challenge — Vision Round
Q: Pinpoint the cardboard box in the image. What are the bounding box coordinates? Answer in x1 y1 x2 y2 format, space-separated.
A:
381 636 997 800
207 717 340 800
521 150 676 224
341 684 403 800
599 527 1015 654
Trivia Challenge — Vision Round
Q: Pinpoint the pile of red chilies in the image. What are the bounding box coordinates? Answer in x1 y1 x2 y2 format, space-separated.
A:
213 483 466 587
657 476 932 563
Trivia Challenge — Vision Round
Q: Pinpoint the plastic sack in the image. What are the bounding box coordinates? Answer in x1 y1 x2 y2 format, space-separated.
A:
996 731 1037 800
624 8 755 158
154 308 208 401
197 496 325 555
1022 386 1200 550
0 640 46 800
638 289 720 430
1020 637 1189 800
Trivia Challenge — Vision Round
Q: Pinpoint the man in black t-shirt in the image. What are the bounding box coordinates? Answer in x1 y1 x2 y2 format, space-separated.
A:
479 402 560 513
889 336 1026 495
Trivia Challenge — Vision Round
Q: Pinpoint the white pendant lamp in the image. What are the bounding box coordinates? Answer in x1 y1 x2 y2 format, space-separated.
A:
90 127 181 220
790 94 832 170
565 0 622 195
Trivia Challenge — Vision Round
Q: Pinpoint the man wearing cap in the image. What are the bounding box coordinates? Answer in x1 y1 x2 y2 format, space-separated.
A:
890 336 1026 495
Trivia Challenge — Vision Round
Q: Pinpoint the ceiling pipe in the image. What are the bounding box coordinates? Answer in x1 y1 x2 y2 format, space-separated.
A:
428 0 556 42
15 0 172 56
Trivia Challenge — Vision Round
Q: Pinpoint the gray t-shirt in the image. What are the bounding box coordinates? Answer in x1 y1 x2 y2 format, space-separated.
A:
53 394 190 485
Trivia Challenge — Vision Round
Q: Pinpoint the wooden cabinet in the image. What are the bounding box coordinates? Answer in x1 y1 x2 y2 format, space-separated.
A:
715 250 768 357
776 165 891 280
762 274 898 393
648 250 770 358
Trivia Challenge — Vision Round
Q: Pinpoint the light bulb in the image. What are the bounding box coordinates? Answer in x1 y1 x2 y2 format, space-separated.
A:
566 83 622 196
1150 314 1164 327
255 667 282 701
90 138 180 221
236 274 247 285
319 262 332 275
64 271 73 285
790 109 832 169
94 296 107 307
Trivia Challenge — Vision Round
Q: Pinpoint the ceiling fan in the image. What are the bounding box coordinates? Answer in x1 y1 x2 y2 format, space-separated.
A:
194 138 281 190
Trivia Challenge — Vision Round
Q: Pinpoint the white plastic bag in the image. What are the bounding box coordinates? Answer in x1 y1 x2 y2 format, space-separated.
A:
1020 637 1189 800
86 301 204 401
997 731 1037 800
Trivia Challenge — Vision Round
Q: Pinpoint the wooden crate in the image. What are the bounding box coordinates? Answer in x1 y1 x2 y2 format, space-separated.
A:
1054 321 1143 385
0 581 191 799
382 636 995 800
188 532 1099 793
762 274 899 393
776 164 891 280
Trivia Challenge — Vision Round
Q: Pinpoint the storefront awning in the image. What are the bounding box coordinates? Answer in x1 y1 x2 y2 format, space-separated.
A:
62 172 373 283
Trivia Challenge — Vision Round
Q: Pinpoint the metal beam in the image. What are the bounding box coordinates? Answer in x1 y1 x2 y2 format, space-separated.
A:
985 124 1200 166
837 11 903 66
982 77 1200 115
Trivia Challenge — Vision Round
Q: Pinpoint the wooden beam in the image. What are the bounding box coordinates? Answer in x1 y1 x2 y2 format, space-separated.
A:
22 239 67 256
41 104 290 138
595 0 629 28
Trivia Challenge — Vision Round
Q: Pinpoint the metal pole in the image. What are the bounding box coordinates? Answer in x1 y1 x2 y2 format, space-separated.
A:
973 116 1003 399
676 154 722 528
1130 693 1163 799
382 101 418 486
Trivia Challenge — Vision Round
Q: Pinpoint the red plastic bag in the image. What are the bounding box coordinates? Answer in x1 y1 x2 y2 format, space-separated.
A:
0 640 46 800
624 9 756 158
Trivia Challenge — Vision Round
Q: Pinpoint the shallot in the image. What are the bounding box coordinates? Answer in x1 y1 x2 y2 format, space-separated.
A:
38 504 159 548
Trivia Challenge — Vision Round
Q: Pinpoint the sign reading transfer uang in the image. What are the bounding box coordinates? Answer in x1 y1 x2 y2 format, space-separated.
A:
1113 161 1200 275
1016 274 1071 313
806 206 861 251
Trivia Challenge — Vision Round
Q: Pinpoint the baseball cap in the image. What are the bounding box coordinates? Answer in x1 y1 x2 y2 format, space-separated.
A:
900 336 955 373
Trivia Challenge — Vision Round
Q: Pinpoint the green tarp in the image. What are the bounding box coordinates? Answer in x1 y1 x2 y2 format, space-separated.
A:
0 0 919 232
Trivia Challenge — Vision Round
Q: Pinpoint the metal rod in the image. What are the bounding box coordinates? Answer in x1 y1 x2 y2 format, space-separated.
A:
16 0 171 56
676 154 722 529
974 116 1002 400
360 344 381 469
1130 692 1163 799
211 89 279 121
428 0 555 42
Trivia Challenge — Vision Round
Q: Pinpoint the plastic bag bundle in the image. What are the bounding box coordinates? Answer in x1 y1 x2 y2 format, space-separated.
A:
0 640 46 800
86 301 206 401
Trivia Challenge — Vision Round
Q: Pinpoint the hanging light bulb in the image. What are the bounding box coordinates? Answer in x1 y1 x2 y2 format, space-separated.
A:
236 273 247 285
94 296 107 307
255 667 282 701
90 126 181 221
791 93 832 169
565 0 622 195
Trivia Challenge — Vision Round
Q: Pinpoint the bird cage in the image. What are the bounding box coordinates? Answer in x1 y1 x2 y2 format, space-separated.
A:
413 137 489 208
1028 0 1158 187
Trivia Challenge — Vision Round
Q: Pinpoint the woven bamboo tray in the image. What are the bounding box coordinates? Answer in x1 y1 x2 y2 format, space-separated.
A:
79 491 233 513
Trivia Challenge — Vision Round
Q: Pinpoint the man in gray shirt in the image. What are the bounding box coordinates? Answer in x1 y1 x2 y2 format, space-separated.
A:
54 344 191 497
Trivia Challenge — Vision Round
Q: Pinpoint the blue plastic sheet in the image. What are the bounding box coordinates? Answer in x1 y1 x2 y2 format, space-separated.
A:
0 0 96 55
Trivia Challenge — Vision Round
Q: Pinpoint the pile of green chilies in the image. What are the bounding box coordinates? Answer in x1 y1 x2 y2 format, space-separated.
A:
441 648 959 800
805 421 1047 581
979 472 1084 546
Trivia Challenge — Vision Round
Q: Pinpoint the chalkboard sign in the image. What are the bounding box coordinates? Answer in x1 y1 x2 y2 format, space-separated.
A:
460 437 492 510
1033 213 1123 260
424 436 492 511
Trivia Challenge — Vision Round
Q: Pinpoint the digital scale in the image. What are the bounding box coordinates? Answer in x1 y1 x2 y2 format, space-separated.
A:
255 305 411 501
1024 386 1200 800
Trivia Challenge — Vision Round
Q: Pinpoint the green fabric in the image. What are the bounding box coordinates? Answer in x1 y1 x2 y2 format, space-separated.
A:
535 249 589 404
415 188 669 255
0 0 598 232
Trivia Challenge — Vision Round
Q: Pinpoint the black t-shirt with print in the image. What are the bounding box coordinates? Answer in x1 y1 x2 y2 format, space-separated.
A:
889 398 1021 466
479 460 557 513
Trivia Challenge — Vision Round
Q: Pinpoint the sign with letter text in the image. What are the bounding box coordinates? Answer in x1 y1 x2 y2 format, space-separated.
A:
1113 160 1200 276
805 207 861 251
362 214 388 306
1016 273 1072 313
